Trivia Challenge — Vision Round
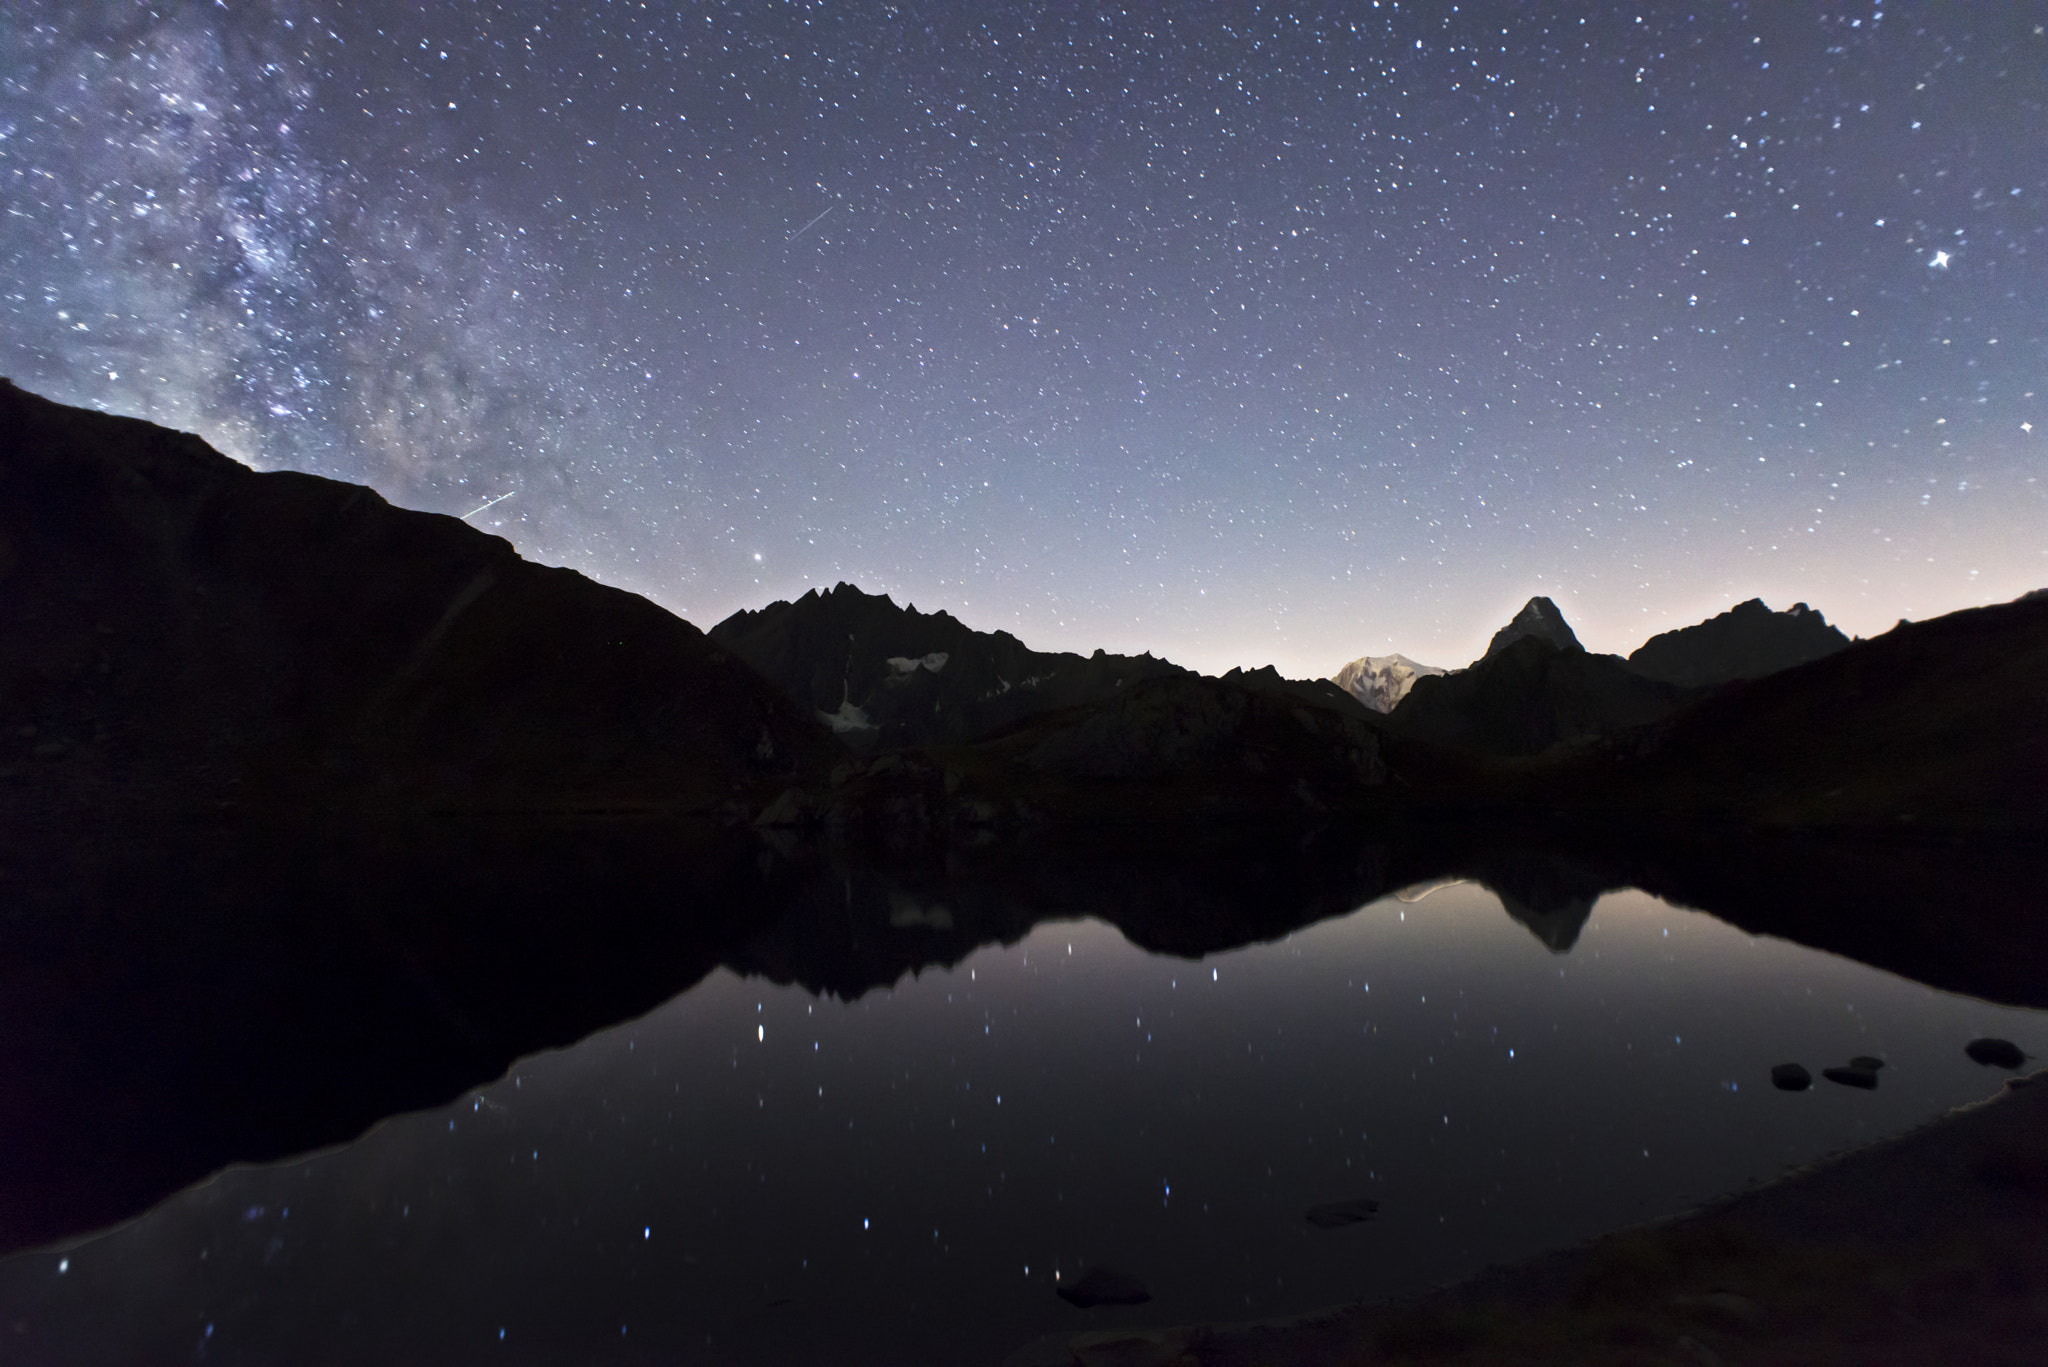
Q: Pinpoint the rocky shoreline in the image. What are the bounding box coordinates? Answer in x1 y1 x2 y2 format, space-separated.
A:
1011 1069 2048 1366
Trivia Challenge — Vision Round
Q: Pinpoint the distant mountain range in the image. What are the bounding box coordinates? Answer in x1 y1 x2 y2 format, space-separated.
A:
5 380 2043 838
708 582 1189 752
1328 596 1857 754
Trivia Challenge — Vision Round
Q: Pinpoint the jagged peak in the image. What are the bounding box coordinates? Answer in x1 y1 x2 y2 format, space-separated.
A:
1481 595 1582 661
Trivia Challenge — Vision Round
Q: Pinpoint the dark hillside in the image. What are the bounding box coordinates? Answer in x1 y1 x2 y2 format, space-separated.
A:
0 380 836 816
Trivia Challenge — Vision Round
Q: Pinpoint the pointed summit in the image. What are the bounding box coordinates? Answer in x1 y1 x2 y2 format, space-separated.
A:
1481 596 1582 661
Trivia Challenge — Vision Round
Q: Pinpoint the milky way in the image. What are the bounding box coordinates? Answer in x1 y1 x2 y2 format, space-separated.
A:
4 2 2042 672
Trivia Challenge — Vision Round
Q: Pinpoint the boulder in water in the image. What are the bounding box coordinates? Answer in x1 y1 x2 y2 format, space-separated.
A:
1965 1038 2026 1070
1305 1197 1381 1229
1056 1266 1152 1309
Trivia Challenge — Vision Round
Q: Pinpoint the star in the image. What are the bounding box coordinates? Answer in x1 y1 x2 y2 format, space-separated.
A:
2024 423 2035 434
3 1 2040 672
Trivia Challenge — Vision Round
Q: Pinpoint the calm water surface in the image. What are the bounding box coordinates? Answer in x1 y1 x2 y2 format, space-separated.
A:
4 882 2041 1365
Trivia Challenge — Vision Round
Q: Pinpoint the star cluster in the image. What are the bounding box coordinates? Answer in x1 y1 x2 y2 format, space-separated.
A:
3 2 2041 671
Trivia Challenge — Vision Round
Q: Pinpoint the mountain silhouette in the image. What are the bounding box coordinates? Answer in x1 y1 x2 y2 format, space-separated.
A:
1544 591 2048 833
1390 599 1693 757
709 582 1189 751
1626 598 1850 688
1482 595 1582 660
0 379 837 817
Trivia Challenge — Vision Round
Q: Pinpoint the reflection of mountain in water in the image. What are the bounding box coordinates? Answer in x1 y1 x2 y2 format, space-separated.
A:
0 814 1399 1256
726 832 1393 1001
1491 888 1599 953
1464 849 1612 953
10 811 2046 1260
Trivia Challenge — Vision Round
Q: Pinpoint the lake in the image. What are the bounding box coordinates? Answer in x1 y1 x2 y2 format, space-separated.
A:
2 876 2038 1366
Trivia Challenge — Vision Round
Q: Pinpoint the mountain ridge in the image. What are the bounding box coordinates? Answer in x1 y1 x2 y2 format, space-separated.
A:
1626 597 1851 687
709 581 1197 752
0 378 838 816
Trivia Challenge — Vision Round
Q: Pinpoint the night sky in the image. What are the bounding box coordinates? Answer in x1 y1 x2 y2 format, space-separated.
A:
4 2 2042 675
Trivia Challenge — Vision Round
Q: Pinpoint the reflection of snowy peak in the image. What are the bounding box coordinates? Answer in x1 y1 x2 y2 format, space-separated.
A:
1329 654 1447 713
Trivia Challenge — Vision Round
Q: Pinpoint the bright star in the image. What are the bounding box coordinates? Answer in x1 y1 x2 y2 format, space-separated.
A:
1929 250 1951 269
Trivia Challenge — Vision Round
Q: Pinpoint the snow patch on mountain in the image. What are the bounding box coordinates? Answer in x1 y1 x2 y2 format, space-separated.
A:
819 700 877 733
886 652 950 677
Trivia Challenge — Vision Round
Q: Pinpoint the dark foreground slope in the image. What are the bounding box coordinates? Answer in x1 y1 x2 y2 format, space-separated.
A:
0 380 837 815
709 581 1189 751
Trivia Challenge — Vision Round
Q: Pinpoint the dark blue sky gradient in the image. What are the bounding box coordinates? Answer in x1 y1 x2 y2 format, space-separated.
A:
4 2 2042 672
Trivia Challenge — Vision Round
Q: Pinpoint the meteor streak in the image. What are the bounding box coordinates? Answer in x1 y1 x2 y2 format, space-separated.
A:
788 203 834 241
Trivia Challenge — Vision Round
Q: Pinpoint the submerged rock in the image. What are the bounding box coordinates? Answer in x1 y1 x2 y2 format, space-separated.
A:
1770 1063 1812 1091
1305 1197 1381 1229
1056 1266 1153 1309
1669 1291 1766 1327
1823 1065 1880 1090
1966 1038 2027 1070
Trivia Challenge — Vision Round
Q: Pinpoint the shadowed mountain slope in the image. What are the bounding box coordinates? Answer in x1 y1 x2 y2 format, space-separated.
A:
1389 634 1697 757
1627 598 1850 687
1544 592 2048 833
0 380 837 815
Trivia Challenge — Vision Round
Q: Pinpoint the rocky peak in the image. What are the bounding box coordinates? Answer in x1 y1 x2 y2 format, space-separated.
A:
1481 596 1582 661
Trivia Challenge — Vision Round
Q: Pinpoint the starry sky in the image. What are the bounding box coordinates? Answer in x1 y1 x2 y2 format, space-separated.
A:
4 2 2043 675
